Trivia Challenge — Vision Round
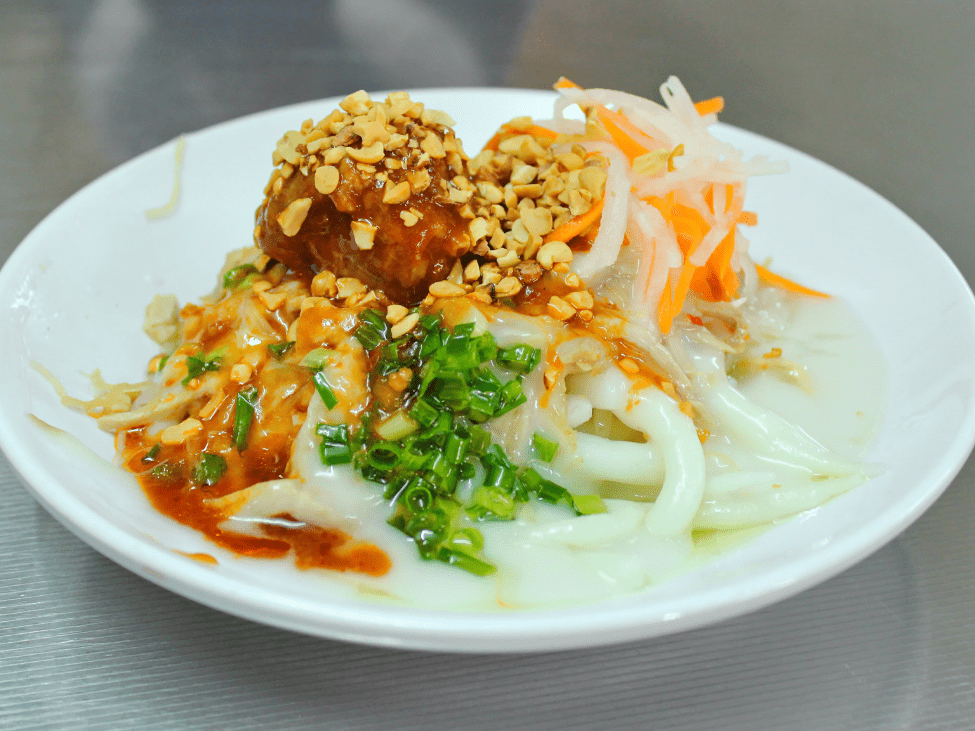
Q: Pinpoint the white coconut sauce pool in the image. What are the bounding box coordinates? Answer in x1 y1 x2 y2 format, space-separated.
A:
225 293 887 610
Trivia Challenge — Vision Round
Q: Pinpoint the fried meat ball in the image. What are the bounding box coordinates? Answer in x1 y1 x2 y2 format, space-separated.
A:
255 91 474 304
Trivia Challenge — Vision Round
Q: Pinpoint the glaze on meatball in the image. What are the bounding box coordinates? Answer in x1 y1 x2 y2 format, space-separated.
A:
255 91 475 304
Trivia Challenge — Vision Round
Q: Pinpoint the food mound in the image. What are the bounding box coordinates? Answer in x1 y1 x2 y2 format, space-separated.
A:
255 91 474 304
59 77 883 608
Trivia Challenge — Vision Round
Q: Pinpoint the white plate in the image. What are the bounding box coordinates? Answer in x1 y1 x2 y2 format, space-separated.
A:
2 88 974 653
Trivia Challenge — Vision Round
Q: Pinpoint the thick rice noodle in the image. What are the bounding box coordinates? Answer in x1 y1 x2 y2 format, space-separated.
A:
77 80 886 610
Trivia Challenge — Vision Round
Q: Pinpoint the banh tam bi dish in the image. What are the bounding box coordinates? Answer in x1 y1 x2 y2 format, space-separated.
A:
54 77 886 608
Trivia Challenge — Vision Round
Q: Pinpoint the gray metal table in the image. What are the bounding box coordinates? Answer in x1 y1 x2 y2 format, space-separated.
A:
2 2 973 728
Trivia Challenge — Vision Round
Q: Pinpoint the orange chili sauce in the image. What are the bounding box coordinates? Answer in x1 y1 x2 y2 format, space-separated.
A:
122 429 390 576
121 276 391 577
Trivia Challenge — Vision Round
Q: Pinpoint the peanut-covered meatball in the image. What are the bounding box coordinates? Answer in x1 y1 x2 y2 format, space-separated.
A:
255 91 476 304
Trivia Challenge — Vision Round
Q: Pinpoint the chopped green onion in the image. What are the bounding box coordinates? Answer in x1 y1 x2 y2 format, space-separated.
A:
447 527 484 553
182 349 223 386
572 494 608 515
468 426 491 456
468 485 515 520
375 410 418 441
223 264 258 289
141 443 161 463
312 370 339 409
494 378 526 417
532 432 559 462
359 308 388 330
435 374 471 411
467 389 499 423
402 479 434 513
408 398 439 428
443 430 469 464
437 547 496 576
354 308 390 350
497 344 541 374
457 461 477 481
267 340 295 359
481 443 514 470
536 479 573 507
148 462 181 481
398 444 430 472
233 386 258 452
192 452 227 486
519 467 544 492
316 423 351 466
158 355 169 371
367 443 401 470
475 333 499 362
484 462 517 493
405 509 448 554
301 347 335 370
330 312 582 576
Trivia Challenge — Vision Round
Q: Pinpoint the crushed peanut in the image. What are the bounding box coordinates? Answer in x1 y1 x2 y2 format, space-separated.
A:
314 165 340 195
277 198 312 237
547 296 576 321
231 363 253 383
390 312 420 339
310 270 337 297
350 220 377 250
564 290 594 310
385 304 409 324
494 276 522 298
258 289 287 311
428 281 466 298
382 180 411 205
336 277 367 299
543 366 560 390
536 241 573 269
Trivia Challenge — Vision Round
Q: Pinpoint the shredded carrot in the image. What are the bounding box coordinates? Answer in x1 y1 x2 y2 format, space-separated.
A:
595 106 654 162
691 228 738 302
755 264 829 298
482 132 502 152
703 183 736 215
544 195 605 244
658 263 698 333
549 80 765 331
694 96 724 116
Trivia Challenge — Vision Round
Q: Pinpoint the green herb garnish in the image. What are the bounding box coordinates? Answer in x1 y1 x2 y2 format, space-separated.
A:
148 462 181 481
267 340 295 359
532 432 559 463
312 370 339 410
192 452 227 486
316 423 352 466
223 264 259 289
233 386 259 452
182 349 223 386
141 443 161 463
314 311 605 577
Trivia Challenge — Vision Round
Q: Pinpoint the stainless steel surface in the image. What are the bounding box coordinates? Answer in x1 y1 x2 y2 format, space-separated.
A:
2 1 973 728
